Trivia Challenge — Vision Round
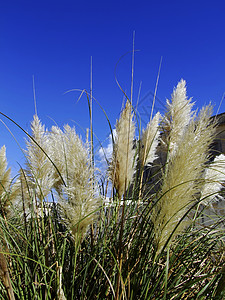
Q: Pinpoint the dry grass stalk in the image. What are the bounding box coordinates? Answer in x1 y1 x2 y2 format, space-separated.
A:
109 100 136 199
0 253 15 300
0 146 12 216
0 146 15 300
56 261 67 300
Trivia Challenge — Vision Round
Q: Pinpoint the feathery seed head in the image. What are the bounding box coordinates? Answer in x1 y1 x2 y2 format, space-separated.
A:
109 100 136 198
140 112 161 166
0 145 12 215
163 79 195 157
152 87 216 254
50 124 99 240
25 115 54 200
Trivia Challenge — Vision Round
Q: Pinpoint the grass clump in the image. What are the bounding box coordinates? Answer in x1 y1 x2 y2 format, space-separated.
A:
0 77 224 300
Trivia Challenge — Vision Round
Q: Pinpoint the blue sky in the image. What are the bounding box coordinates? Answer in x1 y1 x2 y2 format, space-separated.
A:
1 0 225 172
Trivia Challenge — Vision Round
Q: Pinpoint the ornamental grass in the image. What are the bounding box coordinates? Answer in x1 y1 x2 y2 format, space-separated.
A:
0 77 224 299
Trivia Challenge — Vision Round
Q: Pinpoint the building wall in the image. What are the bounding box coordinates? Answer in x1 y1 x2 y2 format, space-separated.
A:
212 113 225 155
204 113 225 229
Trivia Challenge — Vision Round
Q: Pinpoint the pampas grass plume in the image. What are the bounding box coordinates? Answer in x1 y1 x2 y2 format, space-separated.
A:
0 145 12 215
140 112 161 166
25 115 54 200
163 79 194 157
50 124 99 240
109 100 136 198
152 83 216 255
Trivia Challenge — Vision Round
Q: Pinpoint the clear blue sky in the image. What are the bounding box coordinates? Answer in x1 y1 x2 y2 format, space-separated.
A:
1 0 225 172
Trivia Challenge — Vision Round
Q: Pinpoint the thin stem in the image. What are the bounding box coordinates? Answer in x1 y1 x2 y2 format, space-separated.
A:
150 56 162 122
130 31 135 105
32 75 38 116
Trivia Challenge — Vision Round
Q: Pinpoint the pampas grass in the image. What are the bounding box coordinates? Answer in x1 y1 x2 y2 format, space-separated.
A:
152 81 217 254
109 100 136 199
25 115 54 201
0 146 15 300
162 79 194 157
0 75 224 299
140 112 161 167
49 124 99 240
0 145 14 216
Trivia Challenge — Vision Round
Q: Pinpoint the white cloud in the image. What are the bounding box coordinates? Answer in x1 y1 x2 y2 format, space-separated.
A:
98 129 116 164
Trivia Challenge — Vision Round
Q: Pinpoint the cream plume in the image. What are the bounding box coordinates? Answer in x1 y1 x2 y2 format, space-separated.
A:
50 124 99 239
25 115 54 200
0 145 12 215
108 100 136 198
140 112 161 166
152 96 216 254
163 79 194 157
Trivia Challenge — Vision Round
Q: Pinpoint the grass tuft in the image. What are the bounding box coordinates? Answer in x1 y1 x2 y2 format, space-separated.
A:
0 75 224 299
